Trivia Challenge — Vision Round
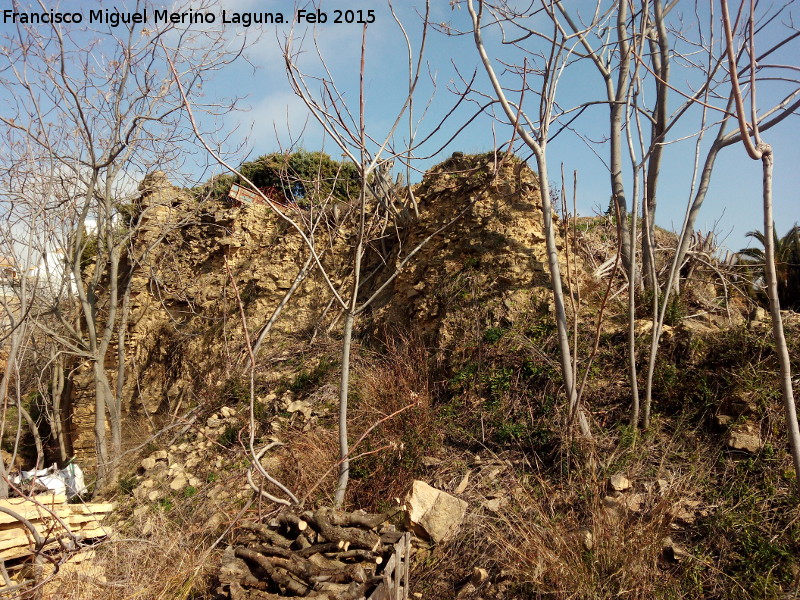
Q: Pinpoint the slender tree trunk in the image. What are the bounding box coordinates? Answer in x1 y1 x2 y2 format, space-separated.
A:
642 134 727 427
109 275 132 481
642 0 670 292
761 149 800 489
610 114 633 277
93 361 112 489
108 396 122 485
0 323 23 497
628 181 641 427
609 0 633 278
18 404 43 470
642 186 659 428
535 157 592 439
334 310 355 509
51 355 68 464
115 279 131 420
0 461 7 499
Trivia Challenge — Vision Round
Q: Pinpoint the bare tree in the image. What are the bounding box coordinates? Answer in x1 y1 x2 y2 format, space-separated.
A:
0 145 52 495
465 1 800 434
719 0 800 488
638 1 800 428
173 0 475 507
465 0 593 439
281 1 491 506
0 0 243 488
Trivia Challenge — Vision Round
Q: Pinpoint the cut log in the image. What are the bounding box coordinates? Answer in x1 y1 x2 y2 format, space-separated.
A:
240 522 293 549
273 512 308 532
235 547 309 596
304 509 381 550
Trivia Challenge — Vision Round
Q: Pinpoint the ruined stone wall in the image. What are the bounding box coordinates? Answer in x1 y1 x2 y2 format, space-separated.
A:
68 154 570 466
68 172 345 464
374 153 563 348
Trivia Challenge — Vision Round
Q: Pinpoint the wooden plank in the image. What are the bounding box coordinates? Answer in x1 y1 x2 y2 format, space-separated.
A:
367 576 390 600
0 494 113 561
0 536 68 561
229 184 259 204
0 522 110 558
0 500 111 526
368 533 412 600
392 539 403 600
380 531 405 544
0 494 66 509
403 533 410 600
0 495 67 525
382 551 396 578
0 522 64 543
0 506 73 526
62 514 107 526
0 511 109 542
67 503 114 515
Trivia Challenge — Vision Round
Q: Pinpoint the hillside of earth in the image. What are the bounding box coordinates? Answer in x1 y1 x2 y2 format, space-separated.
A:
3 152 800 600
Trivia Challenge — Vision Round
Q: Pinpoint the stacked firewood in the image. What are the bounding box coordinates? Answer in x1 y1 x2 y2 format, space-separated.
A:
218 507 410 600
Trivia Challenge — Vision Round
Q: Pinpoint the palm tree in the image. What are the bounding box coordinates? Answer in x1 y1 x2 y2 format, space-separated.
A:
739 223 800 310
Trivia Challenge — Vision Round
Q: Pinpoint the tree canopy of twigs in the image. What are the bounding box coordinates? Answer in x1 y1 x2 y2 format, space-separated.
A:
0 0 246 490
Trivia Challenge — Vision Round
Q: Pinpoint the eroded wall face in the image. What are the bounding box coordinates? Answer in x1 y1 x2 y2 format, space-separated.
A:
69 155 562 466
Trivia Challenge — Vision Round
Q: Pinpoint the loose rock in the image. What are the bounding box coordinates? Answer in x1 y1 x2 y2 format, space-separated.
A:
609 473 631 492
727 423 763 453
406 480 468 543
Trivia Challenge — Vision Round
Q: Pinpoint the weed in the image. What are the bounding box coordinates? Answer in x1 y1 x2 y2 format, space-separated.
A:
525 320 556 341
617 424 636 449
118 475 137 496
463 256 480 270
484 327 506 344
345 331 441 509
496 420 527 444
449 363 478 390
486 366 513 400
218 425 239 447
252 399 273 422
278 357 334 394
479 472 686 600
221 376 249 404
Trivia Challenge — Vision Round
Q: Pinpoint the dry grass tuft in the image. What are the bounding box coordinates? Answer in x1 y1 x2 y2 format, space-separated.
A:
43 506 218 600
280 426 339 506
484 476 679 599
346 332 441 509
411 426 718 599
40 462 252 600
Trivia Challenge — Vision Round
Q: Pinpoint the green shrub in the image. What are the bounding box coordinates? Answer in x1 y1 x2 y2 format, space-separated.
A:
118 475 137 496
484 327 505 344
218 425 239 447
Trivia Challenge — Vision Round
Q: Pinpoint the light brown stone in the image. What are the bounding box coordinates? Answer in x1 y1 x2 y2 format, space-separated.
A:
727 423 762 453
169 476 187 491
609 473 631 492
407 480 468 543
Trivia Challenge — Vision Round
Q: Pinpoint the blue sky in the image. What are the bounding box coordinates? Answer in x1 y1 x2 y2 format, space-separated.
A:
2 0 798 255
204 0 800 256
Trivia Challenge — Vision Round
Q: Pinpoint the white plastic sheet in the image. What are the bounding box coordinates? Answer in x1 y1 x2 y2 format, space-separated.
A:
13 462 88 498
